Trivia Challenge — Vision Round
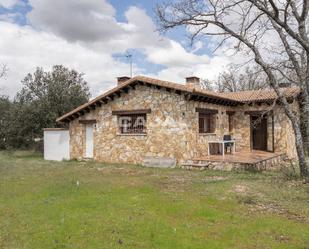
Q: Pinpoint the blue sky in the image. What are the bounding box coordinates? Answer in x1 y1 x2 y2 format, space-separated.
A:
0 0 232 97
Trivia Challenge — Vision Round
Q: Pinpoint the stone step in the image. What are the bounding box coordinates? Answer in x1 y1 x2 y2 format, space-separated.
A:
180 162 209 170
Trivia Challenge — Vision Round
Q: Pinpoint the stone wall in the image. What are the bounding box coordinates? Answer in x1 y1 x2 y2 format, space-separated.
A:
231 102 298 158
69 119 85 159
69 84 299 164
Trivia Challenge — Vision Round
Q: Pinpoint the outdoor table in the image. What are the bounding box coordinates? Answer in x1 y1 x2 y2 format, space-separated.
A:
208 140 236 156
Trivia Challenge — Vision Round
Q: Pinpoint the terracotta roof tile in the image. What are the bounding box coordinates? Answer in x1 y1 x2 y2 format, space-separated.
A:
217 87 300 102
56 75 300 122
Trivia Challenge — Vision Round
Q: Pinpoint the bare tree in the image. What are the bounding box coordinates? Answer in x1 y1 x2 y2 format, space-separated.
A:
200 78 214 90
156 0 309 179
0 64 8 79
216 65 269 92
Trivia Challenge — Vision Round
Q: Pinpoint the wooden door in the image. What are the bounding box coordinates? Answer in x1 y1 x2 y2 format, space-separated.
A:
251 116 268 151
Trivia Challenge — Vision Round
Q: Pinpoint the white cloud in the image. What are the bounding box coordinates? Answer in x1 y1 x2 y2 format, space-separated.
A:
28 0 121 43
122 7 210 68
191 41 204 53
152 54 233 84
0 0 21 8
0 21 134 97
28 1 211 66
0 0 236 98
146 40 209 67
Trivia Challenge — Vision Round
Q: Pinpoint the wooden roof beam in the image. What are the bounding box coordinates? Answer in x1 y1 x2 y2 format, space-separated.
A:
79 119 97 124
196 107 218 114
120 88 129 93
175 90 181 95
184 94 191 101
112 109 151 115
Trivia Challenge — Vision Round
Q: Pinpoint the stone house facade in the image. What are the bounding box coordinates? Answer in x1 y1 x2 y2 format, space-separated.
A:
57 76 300 164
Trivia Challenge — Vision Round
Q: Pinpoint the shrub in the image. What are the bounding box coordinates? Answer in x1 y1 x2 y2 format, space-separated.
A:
280 160 300 181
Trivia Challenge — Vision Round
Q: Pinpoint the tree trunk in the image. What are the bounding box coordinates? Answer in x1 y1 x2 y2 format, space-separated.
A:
300 90 309 155
289 112 309 179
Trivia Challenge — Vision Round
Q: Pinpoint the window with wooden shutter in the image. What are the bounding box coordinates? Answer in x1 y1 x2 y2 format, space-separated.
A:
228 114 234 132
199 113 216 133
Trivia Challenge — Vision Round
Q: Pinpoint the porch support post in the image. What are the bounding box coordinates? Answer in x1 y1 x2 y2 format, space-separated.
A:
272 112 275 152
222 142 225 156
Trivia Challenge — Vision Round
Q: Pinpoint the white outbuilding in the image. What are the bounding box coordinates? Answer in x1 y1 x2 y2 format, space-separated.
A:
43 128 70 161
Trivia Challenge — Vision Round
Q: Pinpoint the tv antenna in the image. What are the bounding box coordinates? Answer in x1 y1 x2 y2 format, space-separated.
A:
125 53 133 77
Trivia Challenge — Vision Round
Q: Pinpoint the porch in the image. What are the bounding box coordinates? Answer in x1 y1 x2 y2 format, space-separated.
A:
181 150 285 171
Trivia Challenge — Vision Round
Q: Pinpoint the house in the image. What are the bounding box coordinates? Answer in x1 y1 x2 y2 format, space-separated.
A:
55 75 300 167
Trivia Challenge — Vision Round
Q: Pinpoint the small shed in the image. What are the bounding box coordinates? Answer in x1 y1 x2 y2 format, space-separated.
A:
44 128 70 161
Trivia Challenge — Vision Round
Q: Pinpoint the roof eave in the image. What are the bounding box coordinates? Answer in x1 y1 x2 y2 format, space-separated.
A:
55 77 245 123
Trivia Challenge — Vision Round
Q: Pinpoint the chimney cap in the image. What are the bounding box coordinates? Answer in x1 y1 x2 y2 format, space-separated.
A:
186 76 200 80
117 76 131 85
117 76 131 81
185 76 200 83
185 76 200 90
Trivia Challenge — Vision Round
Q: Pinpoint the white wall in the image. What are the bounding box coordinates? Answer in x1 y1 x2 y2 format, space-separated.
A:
44 129 70 161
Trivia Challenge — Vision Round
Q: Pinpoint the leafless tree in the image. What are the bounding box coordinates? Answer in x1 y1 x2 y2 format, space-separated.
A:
200 78 214 90
0 64 8 79
156 0 309 179
216 65 269 92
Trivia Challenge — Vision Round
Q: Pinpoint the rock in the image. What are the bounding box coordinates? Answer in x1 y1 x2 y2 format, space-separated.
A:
142 156 176 168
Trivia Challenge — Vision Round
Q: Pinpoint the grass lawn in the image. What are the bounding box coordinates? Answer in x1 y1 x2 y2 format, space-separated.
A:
1 152 309 249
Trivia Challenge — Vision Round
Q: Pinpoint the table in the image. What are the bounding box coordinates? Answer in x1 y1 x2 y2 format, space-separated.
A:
208 140 236 156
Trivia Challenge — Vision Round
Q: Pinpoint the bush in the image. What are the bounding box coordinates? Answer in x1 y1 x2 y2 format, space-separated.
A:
280 160 300 181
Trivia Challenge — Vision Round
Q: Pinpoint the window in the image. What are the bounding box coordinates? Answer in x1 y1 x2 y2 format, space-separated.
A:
196 108 218 134
118 113 147 134
199 113 216 133
112 109 151 135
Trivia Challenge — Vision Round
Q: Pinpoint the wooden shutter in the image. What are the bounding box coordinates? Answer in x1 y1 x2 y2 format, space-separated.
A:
210 114 216 133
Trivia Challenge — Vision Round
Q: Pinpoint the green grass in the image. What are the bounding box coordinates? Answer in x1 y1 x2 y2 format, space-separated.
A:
1 151 309 249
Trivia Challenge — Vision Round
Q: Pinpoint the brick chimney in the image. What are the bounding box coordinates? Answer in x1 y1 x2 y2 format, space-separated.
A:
186 76 201 89
117 76 131 85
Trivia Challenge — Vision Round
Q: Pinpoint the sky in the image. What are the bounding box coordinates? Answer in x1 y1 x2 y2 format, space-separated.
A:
0 0 236 98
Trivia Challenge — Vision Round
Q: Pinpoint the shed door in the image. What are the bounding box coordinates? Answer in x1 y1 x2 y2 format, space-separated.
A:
251 116 268 151
85 124 94 158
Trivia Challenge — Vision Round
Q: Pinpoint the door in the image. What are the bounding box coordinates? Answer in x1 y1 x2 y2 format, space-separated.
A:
251 115 268 151
85 124 94 158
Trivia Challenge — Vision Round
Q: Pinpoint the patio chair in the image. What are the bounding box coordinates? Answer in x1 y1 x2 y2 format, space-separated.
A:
223 135 233 154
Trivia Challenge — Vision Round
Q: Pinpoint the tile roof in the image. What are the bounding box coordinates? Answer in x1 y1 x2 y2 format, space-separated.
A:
217 87 300 102
56 75 300 122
